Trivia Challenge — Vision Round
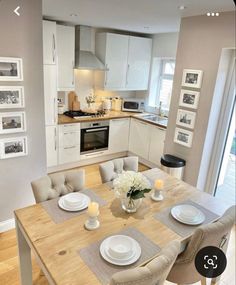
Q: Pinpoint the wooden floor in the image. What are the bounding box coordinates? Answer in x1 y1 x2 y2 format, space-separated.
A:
0 162 235 285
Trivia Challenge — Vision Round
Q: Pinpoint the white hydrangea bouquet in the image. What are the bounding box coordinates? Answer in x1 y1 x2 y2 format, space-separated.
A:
113 171 151 213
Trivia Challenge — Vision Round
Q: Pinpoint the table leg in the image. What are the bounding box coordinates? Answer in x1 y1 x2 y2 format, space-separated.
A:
15 219 33 285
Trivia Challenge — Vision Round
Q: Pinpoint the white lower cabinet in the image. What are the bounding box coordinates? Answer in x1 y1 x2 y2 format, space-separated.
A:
129 119 151 160
46 125 58 167
148 125 166 166
109 118 130 153
58 124 80 164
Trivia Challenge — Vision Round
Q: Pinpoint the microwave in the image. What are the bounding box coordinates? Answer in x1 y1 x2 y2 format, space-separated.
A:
122 98 145 112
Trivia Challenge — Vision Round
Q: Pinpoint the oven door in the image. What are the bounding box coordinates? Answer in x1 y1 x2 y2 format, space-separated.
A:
80 126 109 154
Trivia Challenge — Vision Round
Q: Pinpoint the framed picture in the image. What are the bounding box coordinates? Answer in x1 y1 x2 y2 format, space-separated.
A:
176 109 196 129
174 127 193 148
0 57 23 81
181 69 203 88
179 89 200 109
0 112 26 134
0 136 28 159
0 86 25 109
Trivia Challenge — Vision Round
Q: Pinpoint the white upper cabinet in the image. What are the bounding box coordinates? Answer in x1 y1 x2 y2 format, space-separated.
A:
43 20 57 65
95 33 152 91
56 25 75 91
148 125 166 166
96 33 129 90
126 37 152 90
109 118 130 153
43 65 57 126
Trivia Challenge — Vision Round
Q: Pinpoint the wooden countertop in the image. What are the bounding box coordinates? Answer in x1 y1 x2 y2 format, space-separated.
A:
58 111 167 129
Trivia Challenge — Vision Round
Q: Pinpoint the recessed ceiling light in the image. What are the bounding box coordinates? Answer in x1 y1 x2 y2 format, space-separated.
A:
207 12 211 16
178 5 187 10
211 12 215 16
216 12 220 16
70 13 78 17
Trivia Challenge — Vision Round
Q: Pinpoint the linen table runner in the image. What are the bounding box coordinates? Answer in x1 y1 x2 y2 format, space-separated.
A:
41 189 107 224
79 227 161 285
154 200 220 238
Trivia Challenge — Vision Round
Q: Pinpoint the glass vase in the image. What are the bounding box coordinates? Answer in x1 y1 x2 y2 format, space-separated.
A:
120 197 142 213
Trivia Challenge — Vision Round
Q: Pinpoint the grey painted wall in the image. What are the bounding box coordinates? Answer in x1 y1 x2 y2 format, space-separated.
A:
0 0 46 222
165 11 235 188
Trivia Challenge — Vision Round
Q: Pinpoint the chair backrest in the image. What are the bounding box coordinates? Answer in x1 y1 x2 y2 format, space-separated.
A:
109 240 181 285
99 156 139 183
167 207 235 284
31 169 85 203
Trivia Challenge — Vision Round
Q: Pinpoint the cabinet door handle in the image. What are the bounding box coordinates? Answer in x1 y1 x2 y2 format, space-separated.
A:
126 64 130 86
84 151 104 157
54 127 57 151
54 98 57 124
52 34 56 63
64 146 76 150
105 64 108 86
72 60 74 85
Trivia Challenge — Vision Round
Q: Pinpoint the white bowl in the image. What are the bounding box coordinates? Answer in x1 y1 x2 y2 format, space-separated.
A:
107 235 134 259
63 193 85 208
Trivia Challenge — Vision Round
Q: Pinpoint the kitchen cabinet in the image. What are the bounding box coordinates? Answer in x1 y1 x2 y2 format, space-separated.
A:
46 126 58 167
95 33 129 90
129 119 151 160
43 65 57 126
109 118 130 153
126 37 152 90
95 33 152 91
58 124 80 164
148 125 166 166
43 20 57 65
57 25 75 91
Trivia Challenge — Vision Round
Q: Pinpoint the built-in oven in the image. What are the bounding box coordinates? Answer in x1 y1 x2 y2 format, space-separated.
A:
80 121 109 154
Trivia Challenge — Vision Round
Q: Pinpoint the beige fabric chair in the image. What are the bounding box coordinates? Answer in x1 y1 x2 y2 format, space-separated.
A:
31 169 85 203
99 156 139 183
167 206 235 285
109 240 181 285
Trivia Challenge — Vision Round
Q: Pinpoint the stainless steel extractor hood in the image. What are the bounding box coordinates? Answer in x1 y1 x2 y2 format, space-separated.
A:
75 26 105 70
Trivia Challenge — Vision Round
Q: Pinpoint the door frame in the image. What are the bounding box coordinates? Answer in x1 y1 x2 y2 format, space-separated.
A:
205 56 235 195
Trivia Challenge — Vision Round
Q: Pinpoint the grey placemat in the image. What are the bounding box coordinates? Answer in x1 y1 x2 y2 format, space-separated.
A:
41 189 107 224
154 200 220 238
79 227 161 285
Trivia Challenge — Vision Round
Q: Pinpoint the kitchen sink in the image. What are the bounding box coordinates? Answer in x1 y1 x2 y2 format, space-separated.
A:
134 113 168 126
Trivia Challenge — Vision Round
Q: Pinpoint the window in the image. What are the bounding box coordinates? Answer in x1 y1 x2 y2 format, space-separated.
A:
148 58 176 110
156 59 175 110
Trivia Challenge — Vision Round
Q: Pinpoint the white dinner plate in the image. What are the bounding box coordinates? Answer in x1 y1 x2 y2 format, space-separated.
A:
58 194 90 212
171 204 205 225
100 236 141 266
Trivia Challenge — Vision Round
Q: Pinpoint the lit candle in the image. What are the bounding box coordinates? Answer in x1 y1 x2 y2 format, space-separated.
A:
88 202 99 217
154 179 164 190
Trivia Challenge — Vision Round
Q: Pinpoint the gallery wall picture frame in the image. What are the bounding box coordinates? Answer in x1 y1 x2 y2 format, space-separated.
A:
176 109 196 129
0 86 25 109
181 69 203 89
0 136 28 159
0 112 26 134
179 89 200 109
174 127 193 148
0 57 23 81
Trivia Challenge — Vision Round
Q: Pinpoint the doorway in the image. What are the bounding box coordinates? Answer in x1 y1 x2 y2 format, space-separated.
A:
215 102 236 205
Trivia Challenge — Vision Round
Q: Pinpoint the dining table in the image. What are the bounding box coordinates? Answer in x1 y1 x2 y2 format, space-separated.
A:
14 168 230 285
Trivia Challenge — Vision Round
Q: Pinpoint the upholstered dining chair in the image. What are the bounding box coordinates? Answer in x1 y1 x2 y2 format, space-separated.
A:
99 156 139 183
31 169 85 203
109 240 181 285
167 206 235 285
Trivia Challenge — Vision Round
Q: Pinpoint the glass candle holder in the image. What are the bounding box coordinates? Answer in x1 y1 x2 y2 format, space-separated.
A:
151 179 164 201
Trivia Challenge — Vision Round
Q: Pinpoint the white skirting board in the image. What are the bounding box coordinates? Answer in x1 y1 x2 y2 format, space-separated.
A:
0 218 15 233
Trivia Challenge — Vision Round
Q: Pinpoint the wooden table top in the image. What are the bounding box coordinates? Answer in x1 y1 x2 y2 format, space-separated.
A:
14 169 228 285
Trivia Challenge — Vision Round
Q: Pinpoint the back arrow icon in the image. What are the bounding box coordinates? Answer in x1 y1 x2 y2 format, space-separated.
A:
14 6 20 16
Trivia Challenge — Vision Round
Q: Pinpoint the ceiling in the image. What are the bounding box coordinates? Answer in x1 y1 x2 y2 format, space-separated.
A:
43 0 235 34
